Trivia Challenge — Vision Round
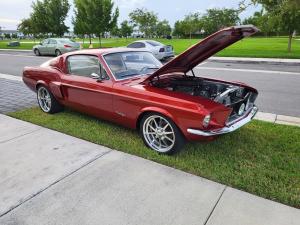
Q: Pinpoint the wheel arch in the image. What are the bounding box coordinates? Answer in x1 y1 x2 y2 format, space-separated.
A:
136 107 180 131
35 80 47 90
36 80 63 99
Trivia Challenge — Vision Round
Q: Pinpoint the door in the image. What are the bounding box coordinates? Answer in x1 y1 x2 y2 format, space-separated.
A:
39 39 49 54
61 54 114 120
47 39 57 55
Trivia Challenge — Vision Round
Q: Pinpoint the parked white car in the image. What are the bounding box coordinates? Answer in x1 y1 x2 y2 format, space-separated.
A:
127 40 174 61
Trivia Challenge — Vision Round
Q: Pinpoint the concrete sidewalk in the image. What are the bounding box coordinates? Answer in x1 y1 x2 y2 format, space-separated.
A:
0 114 299 225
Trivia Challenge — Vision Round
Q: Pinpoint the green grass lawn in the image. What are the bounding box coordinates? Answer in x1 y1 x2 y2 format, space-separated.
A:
9 107 300 208
1 37 300 58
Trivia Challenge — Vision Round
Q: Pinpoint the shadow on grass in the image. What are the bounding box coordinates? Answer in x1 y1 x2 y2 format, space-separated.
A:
9 107 300 208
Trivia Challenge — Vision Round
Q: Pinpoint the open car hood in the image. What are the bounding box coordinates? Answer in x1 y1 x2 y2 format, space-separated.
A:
144 25 259 82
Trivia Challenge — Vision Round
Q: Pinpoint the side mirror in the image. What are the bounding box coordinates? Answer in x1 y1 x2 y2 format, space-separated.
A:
91 73 100 80
39 42 43 45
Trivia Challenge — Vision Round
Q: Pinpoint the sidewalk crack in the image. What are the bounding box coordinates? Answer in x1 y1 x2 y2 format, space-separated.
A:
0 128 42 144
0 149 113 218
203 185 227 225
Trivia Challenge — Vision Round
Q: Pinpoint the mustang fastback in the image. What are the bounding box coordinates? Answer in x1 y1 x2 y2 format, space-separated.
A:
23 25 259 154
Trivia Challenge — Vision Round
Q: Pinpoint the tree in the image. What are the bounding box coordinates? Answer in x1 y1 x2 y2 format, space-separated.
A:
129 8 158 37
111 25 120 37
250 0 300 52
120 20 133 38
202 8 240 35
73 0 119 46
156 20 172 37
173 13 203 38
45 0 70 36
30 0 70 37
173 21 184 37
242 11 277 36
31 0 50 35
73 0 93 44
18 18 35 36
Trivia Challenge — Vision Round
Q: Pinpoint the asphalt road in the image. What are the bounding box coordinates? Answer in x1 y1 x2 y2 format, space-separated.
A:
0 50 299 117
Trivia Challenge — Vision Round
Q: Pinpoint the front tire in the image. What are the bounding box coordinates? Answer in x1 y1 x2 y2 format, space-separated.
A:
37 86 63 114
140 113 185 154
55 49 62 56
34 49 40 56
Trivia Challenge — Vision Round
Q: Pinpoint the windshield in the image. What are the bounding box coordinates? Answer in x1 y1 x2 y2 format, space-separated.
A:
104 51 162 79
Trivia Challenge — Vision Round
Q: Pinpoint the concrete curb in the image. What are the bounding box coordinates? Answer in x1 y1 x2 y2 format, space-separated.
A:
255 112 300 127
208 56 300 66
0 49 32 52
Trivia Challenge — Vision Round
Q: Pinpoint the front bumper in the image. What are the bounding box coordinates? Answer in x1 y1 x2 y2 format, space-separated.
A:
187 106 258 137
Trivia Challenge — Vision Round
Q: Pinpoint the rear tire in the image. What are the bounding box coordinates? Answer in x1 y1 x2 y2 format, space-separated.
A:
37 85 63 114
34 49 40 56
140 112 185 155
55 49 62 56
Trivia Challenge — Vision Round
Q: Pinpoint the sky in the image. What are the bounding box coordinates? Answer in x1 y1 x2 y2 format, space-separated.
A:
0 0 260 30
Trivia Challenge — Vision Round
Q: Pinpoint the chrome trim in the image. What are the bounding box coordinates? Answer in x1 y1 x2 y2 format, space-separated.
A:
187 106 258 137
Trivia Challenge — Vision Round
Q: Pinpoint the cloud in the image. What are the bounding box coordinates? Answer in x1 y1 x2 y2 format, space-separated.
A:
0 18 21 24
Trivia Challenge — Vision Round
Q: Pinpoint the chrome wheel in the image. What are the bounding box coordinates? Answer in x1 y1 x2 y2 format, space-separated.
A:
37 87 51 112
142 115 175 153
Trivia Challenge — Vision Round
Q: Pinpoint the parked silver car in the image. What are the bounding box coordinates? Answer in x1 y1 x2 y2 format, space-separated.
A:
33 38 80 56
127 40 174 60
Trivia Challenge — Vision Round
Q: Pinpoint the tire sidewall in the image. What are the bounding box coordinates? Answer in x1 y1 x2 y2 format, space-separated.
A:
37 85 62 114
55 49 61 56
34 49 40 56
140 112 185 154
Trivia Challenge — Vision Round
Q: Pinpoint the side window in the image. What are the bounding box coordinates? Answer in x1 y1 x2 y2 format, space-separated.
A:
128 42 145 48
67 55 109 79
128 43 138 48
138 42 146 48
42 39 49 45
49 39 57 44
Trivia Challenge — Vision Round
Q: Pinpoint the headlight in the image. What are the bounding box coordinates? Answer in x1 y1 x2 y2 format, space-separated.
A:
238 103 246 116
203 114 211 128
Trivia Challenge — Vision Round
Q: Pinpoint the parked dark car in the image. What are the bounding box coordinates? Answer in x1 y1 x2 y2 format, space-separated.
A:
7 41 20 47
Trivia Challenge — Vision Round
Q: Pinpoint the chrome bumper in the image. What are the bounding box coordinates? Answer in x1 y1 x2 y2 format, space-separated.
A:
187 106 258 137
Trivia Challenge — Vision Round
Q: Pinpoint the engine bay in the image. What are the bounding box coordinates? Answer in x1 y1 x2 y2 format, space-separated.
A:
152 76 257 120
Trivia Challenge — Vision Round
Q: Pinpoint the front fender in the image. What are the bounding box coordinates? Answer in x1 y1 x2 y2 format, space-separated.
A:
140 106 177 123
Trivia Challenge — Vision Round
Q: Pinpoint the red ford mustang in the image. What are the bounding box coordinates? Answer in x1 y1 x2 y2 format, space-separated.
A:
23 25 259 154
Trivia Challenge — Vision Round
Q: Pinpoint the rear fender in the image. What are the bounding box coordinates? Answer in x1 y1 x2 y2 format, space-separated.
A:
36 80 63 99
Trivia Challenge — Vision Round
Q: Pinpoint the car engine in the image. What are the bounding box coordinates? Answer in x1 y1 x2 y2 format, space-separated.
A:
153 76 257 121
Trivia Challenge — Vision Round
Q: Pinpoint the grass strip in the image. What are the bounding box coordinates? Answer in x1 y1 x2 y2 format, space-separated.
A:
1 37 300 59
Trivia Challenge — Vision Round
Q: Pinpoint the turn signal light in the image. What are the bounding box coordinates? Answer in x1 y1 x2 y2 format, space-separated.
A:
203 114 211 128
